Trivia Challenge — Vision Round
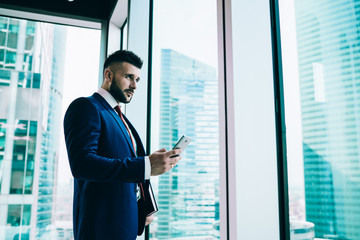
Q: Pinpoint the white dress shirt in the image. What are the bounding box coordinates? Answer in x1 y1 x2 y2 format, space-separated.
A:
97 88 150 180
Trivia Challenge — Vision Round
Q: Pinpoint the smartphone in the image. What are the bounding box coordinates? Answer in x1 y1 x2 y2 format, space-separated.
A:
170 135 192 158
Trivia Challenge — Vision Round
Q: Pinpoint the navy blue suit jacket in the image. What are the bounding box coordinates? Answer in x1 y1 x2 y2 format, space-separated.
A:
64 93 147 240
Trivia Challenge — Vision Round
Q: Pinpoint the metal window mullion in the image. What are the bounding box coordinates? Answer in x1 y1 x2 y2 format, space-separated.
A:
269 0 290 239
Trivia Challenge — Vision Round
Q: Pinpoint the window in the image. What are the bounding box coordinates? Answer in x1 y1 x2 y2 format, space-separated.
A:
279 0 360 239
150 0 220 239
0 16 100 240
10 120 36 194
121 20 128 50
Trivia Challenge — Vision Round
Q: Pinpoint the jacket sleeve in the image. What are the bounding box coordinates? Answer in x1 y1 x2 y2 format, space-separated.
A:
63 97 145 183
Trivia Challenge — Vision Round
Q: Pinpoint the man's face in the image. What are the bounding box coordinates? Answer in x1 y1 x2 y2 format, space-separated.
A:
109 62 141 103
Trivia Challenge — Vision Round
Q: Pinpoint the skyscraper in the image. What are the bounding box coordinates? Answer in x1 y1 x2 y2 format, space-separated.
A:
0 17 66 240
35 25 67 239
295 0 360 239
156 49 219 239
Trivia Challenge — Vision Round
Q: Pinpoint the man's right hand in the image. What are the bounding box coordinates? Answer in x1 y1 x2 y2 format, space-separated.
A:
149 148 182 176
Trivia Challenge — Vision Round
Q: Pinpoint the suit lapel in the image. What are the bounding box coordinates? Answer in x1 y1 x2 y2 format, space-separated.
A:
92 93 136 156
122 114 146 156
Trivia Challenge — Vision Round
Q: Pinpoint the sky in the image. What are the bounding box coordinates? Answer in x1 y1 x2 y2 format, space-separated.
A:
58 26 101 184
152 0 218 68
150 0 219 152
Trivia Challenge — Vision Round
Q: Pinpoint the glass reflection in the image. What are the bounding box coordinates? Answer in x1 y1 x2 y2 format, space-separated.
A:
281 0 360 239
151 0 220 239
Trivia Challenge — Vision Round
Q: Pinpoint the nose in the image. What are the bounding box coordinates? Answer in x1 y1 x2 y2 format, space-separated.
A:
130 80 137 89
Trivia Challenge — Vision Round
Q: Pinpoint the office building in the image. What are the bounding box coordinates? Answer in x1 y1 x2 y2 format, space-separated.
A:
295 0 360 238
0 17 66 240
156 49 219 239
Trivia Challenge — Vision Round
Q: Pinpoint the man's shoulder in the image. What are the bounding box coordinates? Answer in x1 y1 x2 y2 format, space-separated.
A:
69 93 101 107
65 94 103 114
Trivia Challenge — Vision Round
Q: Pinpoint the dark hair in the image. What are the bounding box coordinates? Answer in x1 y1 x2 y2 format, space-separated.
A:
103 50 143 72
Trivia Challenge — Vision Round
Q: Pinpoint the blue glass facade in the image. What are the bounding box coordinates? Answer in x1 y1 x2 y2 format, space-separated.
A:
35 25 66 239
156 49 219 239
0 17 65 240
295 0 360 239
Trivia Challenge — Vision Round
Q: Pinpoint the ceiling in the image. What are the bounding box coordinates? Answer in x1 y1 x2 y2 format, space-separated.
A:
0 0 119 21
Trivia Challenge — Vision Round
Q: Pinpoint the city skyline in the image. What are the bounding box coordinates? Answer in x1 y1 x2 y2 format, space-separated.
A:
154 49 219 239
292 0 360 239
0 17 65 240
3 0 360 239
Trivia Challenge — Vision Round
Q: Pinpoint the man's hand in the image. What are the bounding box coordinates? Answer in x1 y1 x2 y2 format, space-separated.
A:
145 214 154 226
149 148 182 176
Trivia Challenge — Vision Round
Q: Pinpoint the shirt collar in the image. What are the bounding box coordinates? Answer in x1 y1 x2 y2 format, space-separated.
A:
97 88 119 109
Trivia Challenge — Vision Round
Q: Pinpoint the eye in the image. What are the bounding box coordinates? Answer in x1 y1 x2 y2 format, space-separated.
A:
125 74 139 82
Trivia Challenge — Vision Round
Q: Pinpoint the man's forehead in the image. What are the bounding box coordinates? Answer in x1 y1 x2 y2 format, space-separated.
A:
109 62 138 75
111 62 141 81
111 62 139 71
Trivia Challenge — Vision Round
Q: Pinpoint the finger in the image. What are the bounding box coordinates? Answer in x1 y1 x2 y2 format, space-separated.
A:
172 156 181 165
167 148 182 157
145 215 154 226
174 148 182 155
170 156 181 168
157 148 167 152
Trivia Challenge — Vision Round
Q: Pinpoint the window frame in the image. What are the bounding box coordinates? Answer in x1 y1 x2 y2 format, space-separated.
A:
218 0 289 239
0 0 295 239
269 0 291 239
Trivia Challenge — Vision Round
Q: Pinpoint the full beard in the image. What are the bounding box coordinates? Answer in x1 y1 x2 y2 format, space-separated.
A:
110 80 132 103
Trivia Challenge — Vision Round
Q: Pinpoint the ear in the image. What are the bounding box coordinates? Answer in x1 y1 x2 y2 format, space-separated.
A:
103 68 113 82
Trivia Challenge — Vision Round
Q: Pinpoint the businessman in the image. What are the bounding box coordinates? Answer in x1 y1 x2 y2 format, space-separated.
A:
63 50 181 240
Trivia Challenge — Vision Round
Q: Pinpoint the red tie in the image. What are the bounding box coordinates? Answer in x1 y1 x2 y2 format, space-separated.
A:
115 106 145 201
114 106 136 153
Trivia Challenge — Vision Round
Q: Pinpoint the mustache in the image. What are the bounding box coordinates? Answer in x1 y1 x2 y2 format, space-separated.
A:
124 89 134 94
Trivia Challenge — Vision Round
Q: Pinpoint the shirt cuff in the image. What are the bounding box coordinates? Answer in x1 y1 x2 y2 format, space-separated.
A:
144 156 151 180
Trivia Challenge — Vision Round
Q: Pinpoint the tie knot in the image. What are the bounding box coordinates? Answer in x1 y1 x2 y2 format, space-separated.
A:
114 105 121 115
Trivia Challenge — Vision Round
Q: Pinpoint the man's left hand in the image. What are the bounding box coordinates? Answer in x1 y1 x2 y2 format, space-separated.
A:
145 214 154 226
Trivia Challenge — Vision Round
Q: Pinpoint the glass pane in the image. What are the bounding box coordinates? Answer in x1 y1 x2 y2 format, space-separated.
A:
5 51 16 67
0 119 6 193
279 0 360 239
0 16 100 240
10 120 30 194
7 205 31 226
6 204 31 240
121 21 128 50
151 0 219 239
